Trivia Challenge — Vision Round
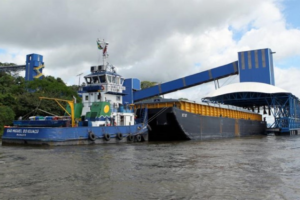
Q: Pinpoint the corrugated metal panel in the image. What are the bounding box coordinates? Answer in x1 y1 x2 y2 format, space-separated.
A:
135 100 262 121
255 50 259 68
248 51 252 69
238 48 275 85
240 52 245 70
262 49 266 67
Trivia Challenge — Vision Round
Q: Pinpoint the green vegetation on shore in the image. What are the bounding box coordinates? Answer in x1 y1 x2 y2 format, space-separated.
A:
0 72 80 137
0 70 185 138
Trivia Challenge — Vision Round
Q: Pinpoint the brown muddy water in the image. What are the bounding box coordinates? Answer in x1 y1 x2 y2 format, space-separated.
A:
0 135 300 200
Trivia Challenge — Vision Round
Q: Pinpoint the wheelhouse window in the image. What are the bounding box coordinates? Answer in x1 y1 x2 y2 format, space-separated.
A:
112 76 116 83
107 75 112 83
116 76 120 84
85 77 91 84
92 76 99 83
99 75 106 83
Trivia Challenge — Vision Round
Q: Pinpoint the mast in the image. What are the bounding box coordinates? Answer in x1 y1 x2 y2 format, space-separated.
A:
97 39 109 69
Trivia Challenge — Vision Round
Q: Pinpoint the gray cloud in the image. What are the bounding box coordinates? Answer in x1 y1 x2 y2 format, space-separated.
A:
1 0 299 93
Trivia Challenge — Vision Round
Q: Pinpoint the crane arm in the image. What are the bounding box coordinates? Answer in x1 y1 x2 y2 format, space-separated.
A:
39 97 75 127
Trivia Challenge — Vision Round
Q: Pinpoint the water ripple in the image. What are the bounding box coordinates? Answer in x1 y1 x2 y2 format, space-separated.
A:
0 136 300 199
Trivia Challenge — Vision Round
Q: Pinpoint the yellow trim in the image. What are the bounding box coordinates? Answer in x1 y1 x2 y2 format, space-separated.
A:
136 100 262 121
34 64 44 70
34 64 45 79
39 97 76 127
34 73 44 79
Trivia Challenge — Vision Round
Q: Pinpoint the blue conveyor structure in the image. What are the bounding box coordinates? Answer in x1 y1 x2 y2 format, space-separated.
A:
132 61 238 102
125 48 275 103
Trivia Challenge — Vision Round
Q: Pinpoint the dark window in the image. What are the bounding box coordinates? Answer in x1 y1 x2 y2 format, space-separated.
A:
99 75 106 83
86 77 91 84
93 76 99 83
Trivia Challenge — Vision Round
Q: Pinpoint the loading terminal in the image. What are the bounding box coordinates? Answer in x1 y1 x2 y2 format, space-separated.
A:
1 48 299 135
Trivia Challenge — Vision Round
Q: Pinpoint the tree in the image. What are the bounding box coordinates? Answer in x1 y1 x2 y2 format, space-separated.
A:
178 98 189 101
0 72 15 94
141 81 157 89
0 71 81 121
20 76 81 117
14 93 41 118
0 62 16 66
0 62 84 127
0 93 17 110
138 81 162 101
0 106 15 136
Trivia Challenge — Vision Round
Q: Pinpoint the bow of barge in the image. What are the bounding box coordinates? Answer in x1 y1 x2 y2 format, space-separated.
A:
136 99 266 141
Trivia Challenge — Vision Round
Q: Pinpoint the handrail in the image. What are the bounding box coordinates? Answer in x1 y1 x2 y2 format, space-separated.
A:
39 97 75 127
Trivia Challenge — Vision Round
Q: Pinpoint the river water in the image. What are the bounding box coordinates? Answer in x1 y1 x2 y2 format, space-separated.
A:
0 135 300 200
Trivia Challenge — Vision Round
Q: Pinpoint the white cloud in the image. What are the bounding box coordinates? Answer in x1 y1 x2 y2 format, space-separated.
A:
274 66 300 98
0 0 299 100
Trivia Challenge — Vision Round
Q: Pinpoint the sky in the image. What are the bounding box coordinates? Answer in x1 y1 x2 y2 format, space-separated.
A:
0 0 300 102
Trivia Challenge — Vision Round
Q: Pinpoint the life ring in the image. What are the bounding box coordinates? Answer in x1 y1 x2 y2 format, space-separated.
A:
116 133 123 140
103 133 110 141
127 134 134 141
100 85 104 90
88 131 96 141
135 134 142 142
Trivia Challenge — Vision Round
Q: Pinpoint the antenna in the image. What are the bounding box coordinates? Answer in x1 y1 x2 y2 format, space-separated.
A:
96 39 109 66
77 73 83 86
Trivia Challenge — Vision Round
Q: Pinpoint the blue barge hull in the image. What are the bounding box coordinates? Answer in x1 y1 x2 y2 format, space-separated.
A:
2 123 148 146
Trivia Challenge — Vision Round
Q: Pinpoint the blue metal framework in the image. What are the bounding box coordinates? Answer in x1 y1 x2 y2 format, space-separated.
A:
203 92 300 133
274 94 300 132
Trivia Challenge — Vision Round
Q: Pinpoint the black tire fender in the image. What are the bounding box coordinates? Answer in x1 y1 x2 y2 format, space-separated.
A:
103 133 110 141
89 131 96 141
116 133 123 140
136 134 142 142
127 134 134 141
